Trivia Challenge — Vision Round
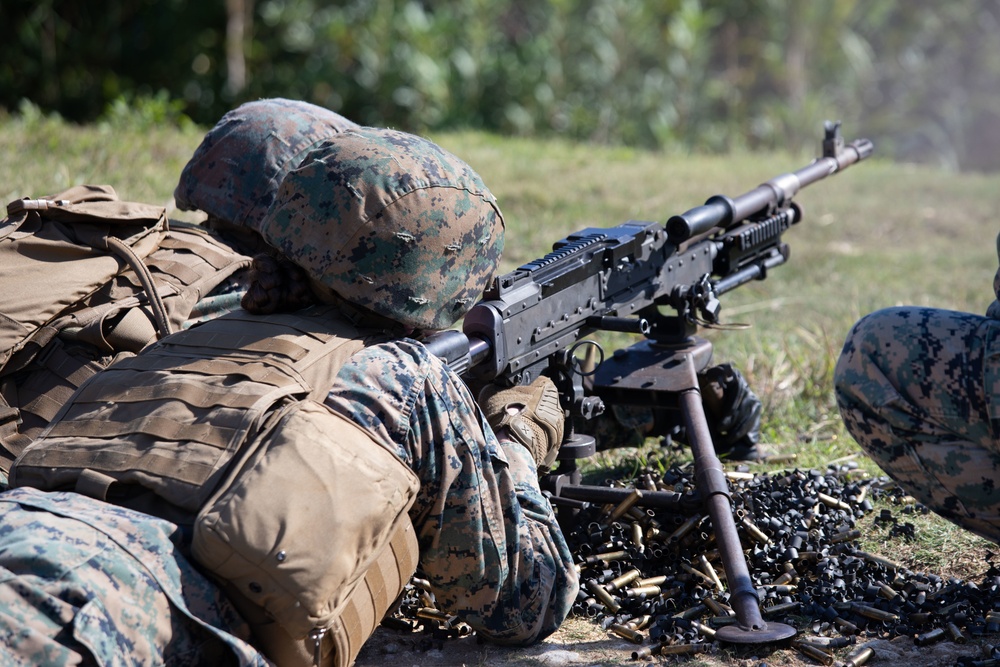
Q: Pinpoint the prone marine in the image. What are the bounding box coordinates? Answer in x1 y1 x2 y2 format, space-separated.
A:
0 99 577 666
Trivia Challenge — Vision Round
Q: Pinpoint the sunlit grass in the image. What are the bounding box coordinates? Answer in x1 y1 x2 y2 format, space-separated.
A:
4 110 1000 584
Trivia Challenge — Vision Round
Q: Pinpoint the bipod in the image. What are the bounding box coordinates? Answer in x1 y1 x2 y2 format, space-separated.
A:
588 335 796 645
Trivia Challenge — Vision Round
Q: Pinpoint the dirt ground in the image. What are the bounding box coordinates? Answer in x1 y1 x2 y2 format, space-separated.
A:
355 615 992 667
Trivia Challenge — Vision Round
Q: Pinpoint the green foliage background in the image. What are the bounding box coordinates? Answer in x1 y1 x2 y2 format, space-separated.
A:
4 0 1000 170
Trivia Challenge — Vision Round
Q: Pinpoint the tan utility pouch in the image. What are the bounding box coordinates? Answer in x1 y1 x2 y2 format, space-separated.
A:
192 399 420 665
229 519 419 667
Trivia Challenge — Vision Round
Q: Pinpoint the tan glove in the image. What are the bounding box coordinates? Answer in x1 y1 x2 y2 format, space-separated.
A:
479 376 565 472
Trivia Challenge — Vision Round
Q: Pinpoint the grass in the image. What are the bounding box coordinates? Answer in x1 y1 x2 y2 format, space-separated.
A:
4 108 1000 662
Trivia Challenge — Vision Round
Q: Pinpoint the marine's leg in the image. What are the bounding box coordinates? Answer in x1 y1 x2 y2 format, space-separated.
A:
0 489 263 666
834 306 1000 543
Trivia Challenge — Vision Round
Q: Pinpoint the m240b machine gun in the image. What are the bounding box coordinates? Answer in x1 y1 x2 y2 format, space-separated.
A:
425 121 873 644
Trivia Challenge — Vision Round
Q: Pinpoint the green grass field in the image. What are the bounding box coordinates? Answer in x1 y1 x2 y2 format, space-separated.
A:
3 110 999 583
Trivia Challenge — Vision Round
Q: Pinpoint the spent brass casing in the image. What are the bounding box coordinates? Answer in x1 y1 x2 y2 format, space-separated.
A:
818 492 853 512
631 522 645 551
851 603 898 622
680 561 715 585
667 514 703 543
794 642 833 665
701 596 732 617
772 571 796 586
631 644 661 660
658 643 706 656
607 489 643 523
415 607 456 629
914 627 946 646
610 623 644 644
586 579 622 613
658 586 684 600
585 550 628 565
699 553 724 591
855 485 869 504
764 601 801 616
625 615 654 631
833 616 859 634
878 583 899 600
843 646 874 667
710 615 739 626
606 568 641 591
741 517 771 544
855 550 901 571
830 529 862 544
673 603 707 620
797 636 854 649
625 585 661 598
690 620 717 638
946 621 967 644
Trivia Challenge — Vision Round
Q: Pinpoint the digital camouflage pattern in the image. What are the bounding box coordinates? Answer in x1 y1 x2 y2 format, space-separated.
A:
174 98 358 233
259 128 505 331
0 487 269 666
835 305 1000 544
324 338 578 644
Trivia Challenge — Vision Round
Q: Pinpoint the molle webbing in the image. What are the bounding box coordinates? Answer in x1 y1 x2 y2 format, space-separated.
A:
327 520 420 667
0 208 253 469
10 306 367 512
56 223 255 352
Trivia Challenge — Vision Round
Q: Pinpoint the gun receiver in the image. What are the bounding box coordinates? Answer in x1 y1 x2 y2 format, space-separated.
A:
426 121 873 402
424 122 873 645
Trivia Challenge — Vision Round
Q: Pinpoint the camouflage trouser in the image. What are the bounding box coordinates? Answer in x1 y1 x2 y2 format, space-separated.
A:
325 339 579 645
0 488 269 667
834 306 1000 544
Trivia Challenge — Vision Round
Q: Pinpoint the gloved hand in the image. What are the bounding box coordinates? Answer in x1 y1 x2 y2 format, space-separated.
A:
697 363 763 461
479 376 565 472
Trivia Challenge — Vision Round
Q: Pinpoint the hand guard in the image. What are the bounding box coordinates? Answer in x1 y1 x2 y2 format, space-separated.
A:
479 376 565 472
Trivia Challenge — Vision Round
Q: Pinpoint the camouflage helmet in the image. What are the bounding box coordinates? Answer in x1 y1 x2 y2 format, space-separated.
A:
174 98 358 233
259 127 505 331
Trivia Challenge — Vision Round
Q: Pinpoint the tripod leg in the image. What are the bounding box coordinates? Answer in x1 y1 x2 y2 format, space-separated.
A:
677 356 796 643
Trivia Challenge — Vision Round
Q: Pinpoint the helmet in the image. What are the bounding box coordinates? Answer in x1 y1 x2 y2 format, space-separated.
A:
259 127 505 331
174 98 359 233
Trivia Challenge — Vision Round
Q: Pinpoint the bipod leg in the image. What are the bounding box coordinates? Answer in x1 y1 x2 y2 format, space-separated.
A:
676 355 796 644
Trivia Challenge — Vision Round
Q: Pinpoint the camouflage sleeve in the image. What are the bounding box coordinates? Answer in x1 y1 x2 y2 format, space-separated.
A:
834 306 1000 545
0 488 269 666
325 340 579 644
182 270 252 328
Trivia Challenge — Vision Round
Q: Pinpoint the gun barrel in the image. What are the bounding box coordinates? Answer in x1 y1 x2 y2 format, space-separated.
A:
422 329 491 377
666 130 873 244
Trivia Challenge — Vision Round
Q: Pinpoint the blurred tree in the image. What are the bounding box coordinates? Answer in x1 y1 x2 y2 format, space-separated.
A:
2 0 999 169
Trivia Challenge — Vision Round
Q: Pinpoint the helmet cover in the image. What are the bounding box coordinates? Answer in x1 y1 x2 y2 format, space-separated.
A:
260 128 505 331
174 98 359 232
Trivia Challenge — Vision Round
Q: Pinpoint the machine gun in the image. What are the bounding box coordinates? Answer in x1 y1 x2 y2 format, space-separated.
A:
424 121 873 644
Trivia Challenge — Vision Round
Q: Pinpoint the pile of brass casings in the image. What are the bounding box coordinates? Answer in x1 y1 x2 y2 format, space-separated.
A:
383 461 1000 664
558 461 1000 662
